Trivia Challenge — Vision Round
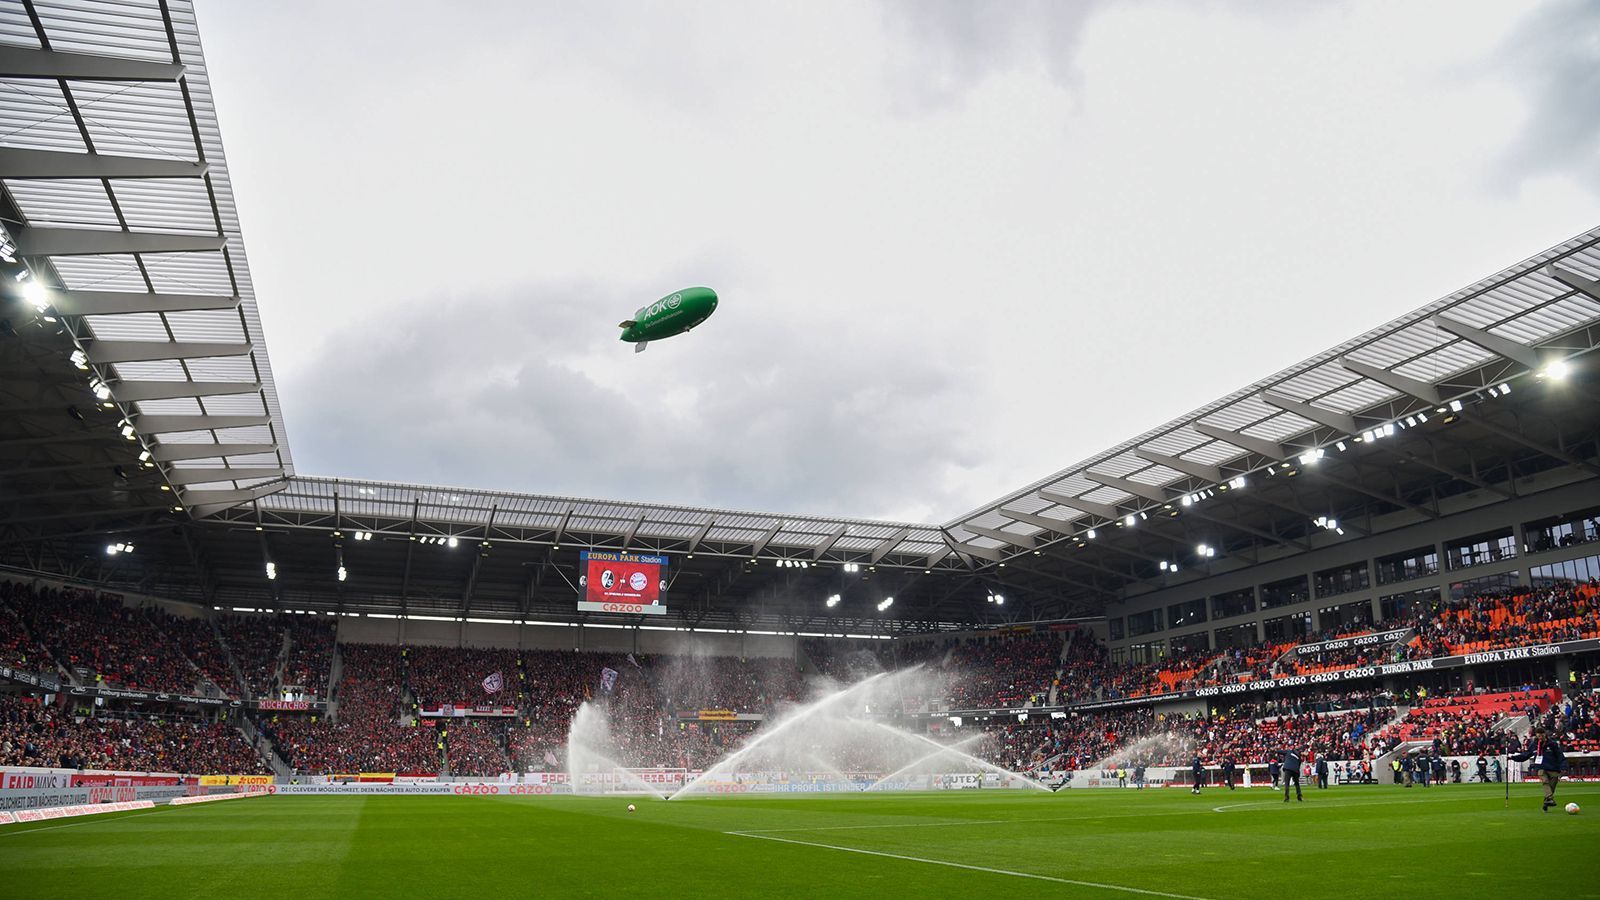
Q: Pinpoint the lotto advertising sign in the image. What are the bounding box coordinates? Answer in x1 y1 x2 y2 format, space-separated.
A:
578 551 668 616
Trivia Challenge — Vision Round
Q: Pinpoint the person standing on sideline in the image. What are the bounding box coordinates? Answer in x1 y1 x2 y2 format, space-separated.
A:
1281 747 1304 802
1268 758 1281 789
1190 755 1205 795
1221 756 1237 790
1512 728 1567 812
1315 755 1329 789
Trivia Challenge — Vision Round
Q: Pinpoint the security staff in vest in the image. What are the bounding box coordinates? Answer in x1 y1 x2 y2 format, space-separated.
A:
1314 755 1329 790
1511 728 1567 812
1281 746 1304 802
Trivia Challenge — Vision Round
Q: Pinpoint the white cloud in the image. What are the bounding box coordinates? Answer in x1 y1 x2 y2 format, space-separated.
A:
197 0 1600 522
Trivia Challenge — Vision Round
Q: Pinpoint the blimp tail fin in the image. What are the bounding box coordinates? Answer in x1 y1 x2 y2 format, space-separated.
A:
634 340 649 354
618 319 636 329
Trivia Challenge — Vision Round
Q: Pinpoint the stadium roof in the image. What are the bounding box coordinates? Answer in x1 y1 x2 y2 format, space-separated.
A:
3 2 1600 629
945 230 1600 558
0 0 291 521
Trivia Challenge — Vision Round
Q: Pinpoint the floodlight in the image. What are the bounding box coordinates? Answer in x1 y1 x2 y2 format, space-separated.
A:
21 280 47 312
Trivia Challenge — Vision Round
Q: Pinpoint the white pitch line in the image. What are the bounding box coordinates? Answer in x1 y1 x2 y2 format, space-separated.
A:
0 808 166 838
730 831 1219 900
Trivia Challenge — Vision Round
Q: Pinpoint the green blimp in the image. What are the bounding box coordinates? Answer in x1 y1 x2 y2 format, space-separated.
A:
618 286 719 353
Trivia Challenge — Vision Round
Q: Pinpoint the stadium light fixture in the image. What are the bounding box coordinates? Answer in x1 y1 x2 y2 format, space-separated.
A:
446 536 459 548
21 279 48 312
825 594 840 607
265 562 277 581
1123 515 1136 528
1335 441 1347 451
138 449 152 463
1543 360 1570 380
69 349 88 370
1448 399 1463 412
337 566 347 582
1085 528 1097 539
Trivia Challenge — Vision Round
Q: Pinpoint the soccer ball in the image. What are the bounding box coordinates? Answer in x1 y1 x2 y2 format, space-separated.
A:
627 804 636 812
1566 802 1580 815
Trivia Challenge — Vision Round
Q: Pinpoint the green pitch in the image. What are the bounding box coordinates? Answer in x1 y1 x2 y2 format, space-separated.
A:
3 784 1598 898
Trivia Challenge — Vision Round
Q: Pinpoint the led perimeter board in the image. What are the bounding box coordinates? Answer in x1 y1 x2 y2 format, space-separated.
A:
577 551 668 615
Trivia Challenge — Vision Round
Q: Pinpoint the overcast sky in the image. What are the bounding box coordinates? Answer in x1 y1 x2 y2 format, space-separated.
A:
194 0 1600 523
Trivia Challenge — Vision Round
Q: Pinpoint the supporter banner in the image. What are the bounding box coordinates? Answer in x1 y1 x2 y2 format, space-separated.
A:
198 775 272 787
419 705 518 718
257 700 314 711
63 685 243 709
674 710 764 721
0 665 61 692
71 774 180 787
1294 628 1412 656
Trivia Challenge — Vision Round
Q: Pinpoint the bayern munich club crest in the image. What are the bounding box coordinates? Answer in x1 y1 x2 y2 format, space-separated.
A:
629 571 649 591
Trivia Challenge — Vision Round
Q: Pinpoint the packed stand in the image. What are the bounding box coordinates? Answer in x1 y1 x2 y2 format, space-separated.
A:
940 633 1062 709
6 581 212 696
445 719 513 776
405 644 527 709
152 610 237 697
219 614 286 699
0 585 50 672
0 694 266 773
261 643 439 775
1404 583 1600 659
282 617 336 695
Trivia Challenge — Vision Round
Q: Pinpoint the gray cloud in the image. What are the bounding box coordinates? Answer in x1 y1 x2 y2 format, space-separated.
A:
877 0 1107 112
1495 0 1600 194
282 280 983 521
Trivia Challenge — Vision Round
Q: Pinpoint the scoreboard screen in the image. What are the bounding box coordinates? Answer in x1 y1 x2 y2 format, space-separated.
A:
578 551 668 615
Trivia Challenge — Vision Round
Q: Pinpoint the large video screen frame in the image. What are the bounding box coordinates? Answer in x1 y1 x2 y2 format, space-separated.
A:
577 551 669 615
